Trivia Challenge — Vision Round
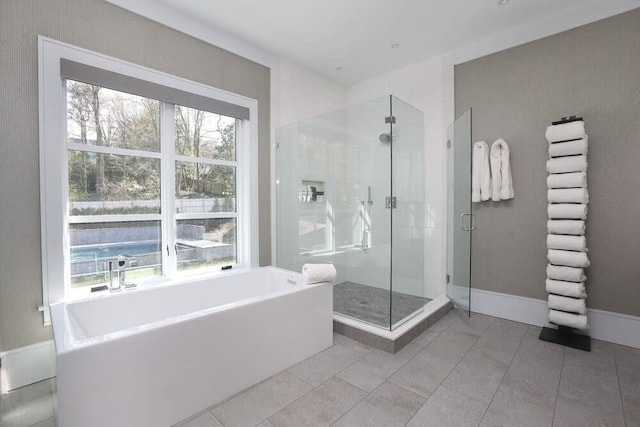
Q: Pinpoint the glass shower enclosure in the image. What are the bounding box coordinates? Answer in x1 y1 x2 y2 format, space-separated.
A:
276 95 428 330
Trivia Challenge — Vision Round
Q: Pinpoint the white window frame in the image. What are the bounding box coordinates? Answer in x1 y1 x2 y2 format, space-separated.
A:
38 37 259 320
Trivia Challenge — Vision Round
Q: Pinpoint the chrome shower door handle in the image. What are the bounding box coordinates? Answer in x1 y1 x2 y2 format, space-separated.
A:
460 213 474 231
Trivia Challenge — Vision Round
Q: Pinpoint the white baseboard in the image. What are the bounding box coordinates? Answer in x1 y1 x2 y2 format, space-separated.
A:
470 288 640 349
0 341 56 394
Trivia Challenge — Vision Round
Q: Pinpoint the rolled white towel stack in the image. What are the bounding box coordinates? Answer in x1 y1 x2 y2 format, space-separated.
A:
544 119 590 331
547 264 586 283
547 188 589 204
548 137 588 158
545 120 586 143
549 310 588 330
546 279 587 299
548 204 587 220
547 220 585 235
547 172 587 189
546 156 587 174
548 294 587 315
548 249 590 268
301 263 337 284
547 234 587 252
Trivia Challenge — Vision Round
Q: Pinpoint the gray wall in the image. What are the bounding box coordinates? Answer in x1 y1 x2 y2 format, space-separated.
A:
0 0 271 352
455 8 640 317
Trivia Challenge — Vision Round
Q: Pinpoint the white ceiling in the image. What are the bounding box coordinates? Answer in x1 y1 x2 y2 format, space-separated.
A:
140 0 639 85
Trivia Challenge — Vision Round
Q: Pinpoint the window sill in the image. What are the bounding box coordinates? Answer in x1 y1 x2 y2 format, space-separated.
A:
63 264 245 303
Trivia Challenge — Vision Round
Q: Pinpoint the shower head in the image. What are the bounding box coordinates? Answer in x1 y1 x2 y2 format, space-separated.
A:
379 133 392 143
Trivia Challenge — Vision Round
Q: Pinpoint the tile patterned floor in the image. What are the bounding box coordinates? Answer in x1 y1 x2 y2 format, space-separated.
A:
180 310 639 427
3 310 640 426
0 378 56 427
334 281 430 328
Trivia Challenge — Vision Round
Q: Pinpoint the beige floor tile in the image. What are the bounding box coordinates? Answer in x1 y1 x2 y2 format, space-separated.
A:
498 355 561 410
268 377 366 427
613 344 640 426
406 386 487 427
332 381 425 427
388 348 457 398
480 390 553 427
445 311 494 337
212 372 311 427
177 411 222 427
424 328 479 360
442 351 508 403
337 349 412 392
554 393 625 427
470 318 527 364
0 394 54 427
288 344 365 386
516 326 565 368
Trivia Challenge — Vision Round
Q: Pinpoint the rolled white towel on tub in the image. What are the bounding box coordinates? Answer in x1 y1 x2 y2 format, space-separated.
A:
548 137 588 158
545 121 586 143
546 156 587 174
302 263 336 284
547 220 586 235
548 188 589 204
546 279 587 299
547 264 586 282
549 309 588 330
548 204 587 220
548 294 587 315
548 249 590 268
547 172 587 189
547 234 587 251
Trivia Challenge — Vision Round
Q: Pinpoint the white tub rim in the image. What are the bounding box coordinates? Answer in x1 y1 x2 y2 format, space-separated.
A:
51 266 328 355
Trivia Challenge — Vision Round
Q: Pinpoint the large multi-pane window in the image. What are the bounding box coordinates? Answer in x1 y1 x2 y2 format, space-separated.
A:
65 81 239 288
39 39 258 315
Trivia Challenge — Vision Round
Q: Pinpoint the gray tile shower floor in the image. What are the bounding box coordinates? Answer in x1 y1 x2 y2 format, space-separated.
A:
333 281 430 328
3 311 640 426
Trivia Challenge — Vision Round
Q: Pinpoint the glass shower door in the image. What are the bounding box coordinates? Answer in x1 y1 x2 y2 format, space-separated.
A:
342 97 393 329
447 109 472 316
390 96 428 329
275 98 394 329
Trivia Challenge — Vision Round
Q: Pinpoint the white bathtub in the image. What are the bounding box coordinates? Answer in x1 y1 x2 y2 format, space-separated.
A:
50 267 333 427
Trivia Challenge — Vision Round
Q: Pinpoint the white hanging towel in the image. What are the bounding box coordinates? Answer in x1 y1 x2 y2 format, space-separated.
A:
549 309 588 330
547 188 589 204
547 264 586 282
547 220 586 235
548 137 588 158
546 279 587 299
548 294 587 315
545 120 586 143
547 172 587 189
472 141 491 202
489 138 514 201
548 204 587 220
546 156 588 174
548 249 590 268
547 234 587 252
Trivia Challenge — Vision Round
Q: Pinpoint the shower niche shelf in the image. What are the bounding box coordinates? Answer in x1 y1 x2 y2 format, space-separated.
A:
298 180 325 204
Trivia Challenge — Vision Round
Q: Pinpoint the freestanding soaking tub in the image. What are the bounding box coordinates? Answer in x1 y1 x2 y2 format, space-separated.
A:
50 267 333 427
